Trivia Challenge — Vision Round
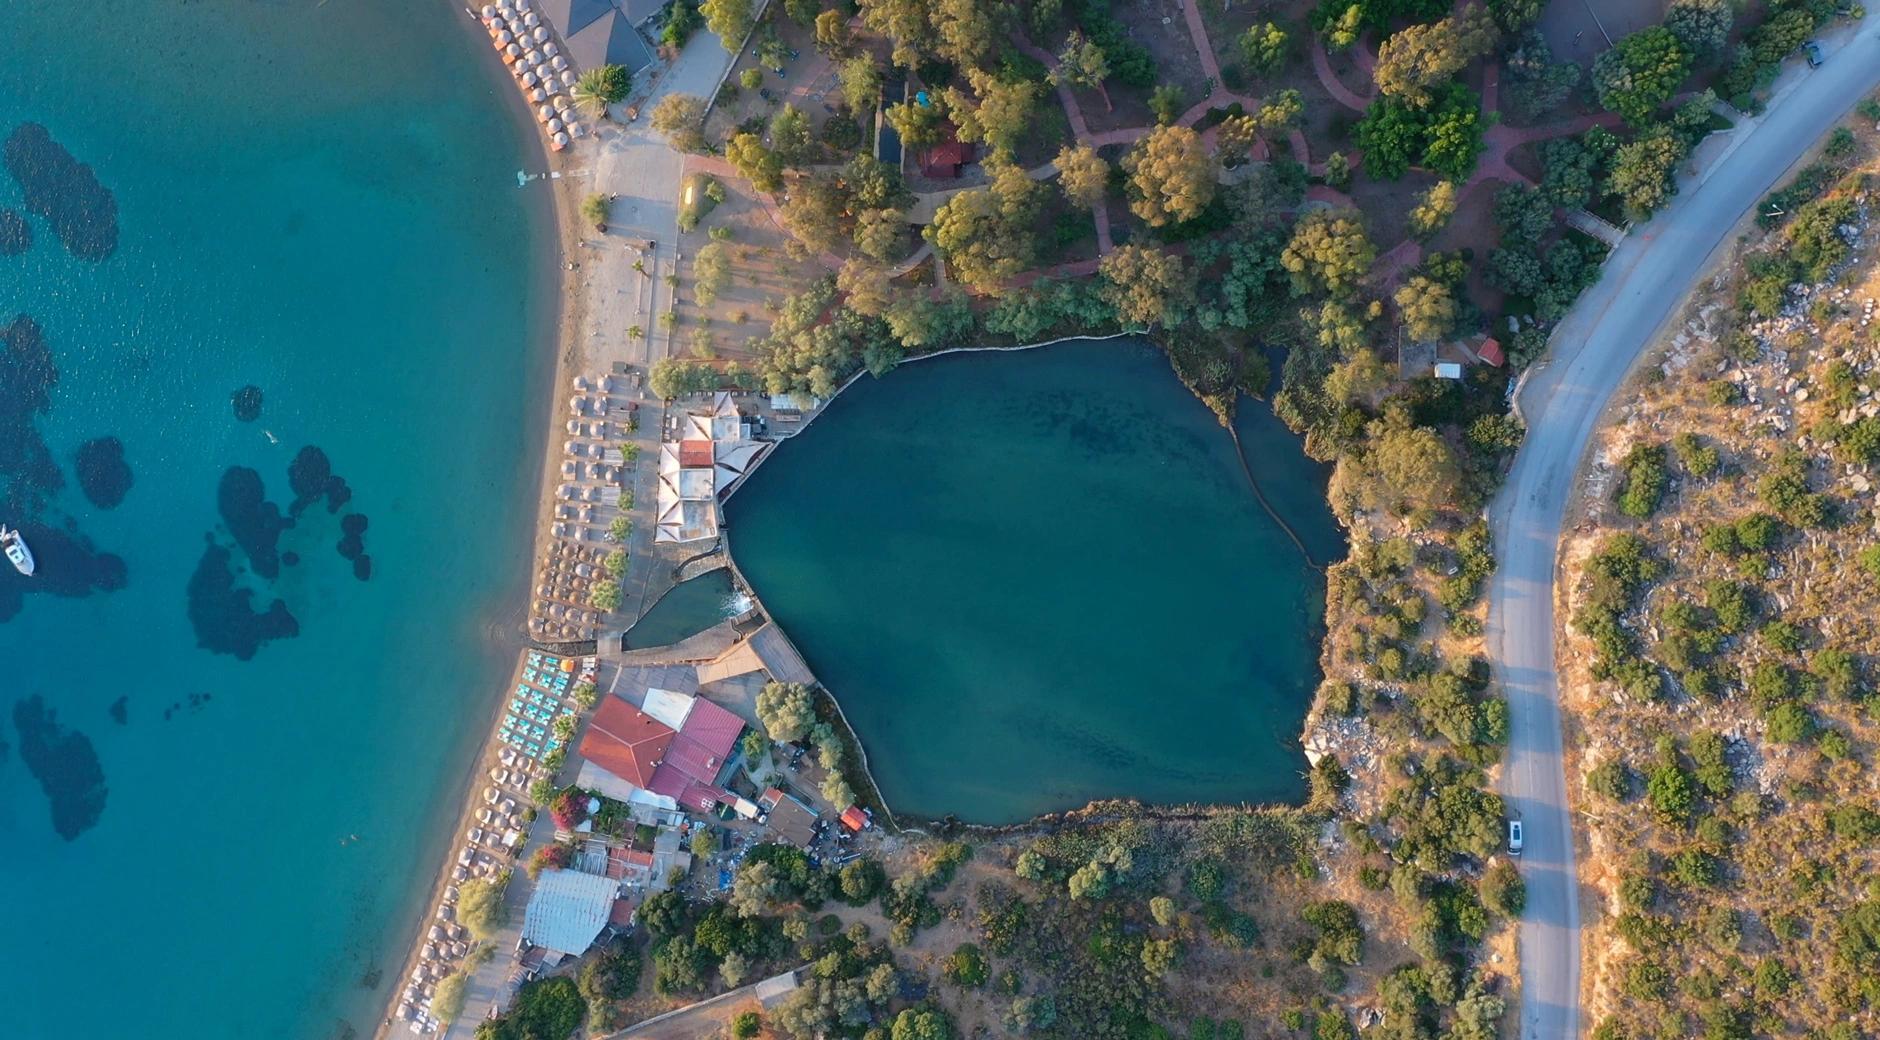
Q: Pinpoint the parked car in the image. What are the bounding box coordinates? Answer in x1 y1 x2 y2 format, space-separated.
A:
1507 820 1524 856
1803 41 1825 67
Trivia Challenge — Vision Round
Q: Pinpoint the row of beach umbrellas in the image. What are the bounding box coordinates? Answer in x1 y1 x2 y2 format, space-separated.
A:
480 0 586 150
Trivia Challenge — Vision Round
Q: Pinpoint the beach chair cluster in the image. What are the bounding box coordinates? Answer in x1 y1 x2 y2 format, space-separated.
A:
533 371 641 643
498 651 592 760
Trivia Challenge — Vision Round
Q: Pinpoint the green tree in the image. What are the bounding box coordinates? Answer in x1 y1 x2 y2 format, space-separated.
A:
891 1008 955 1040
884 97 945 150
434 972 470 1024
1099 245 1193 328
1393 275 1456 342
1592 27 1691 126
854 208 908 262
726 133 783 193
651 93 709 153
1052 31 1113 111
839 55 883 113
1420 87 1487 180
1123 124 1216 227
1149 84 1187 126
1281 208 1376 296
1608 128 1685 220
756 681 817 742
1369 423 1461 511
931 0 1000 68
1054 143 1108 209
1373 9 1499 108
947 70 1040 157
942 942 989 987
771 103 813 166
572 64 632 119
700 0 754 42
590 579 622 612
1480 861 1526 916
815 8 853 54
693 242 732 306
925 159 1044 291
1238 22 1289 76
457 875 510 940
1140 937 1182 978
1665 0 1732 60
1409 180 1457 239
580 193 611 231
1503 30 1581 121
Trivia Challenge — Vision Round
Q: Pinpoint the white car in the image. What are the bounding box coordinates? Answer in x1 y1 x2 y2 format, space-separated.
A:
1508 820 1524 856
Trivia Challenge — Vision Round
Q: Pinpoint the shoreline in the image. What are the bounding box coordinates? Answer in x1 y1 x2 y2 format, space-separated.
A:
363 3 581 1037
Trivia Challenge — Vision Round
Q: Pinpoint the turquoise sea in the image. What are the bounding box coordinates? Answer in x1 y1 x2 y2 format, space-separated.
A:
725 341 1344 824
0 3 550 1037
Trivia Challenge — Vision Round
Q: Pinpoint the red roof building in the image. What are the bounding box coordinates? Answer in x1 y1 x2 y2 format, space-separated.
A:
839 806 869 832
579 698 674 788
679 439 714 468
920 132 975 179
1478 338 1505 367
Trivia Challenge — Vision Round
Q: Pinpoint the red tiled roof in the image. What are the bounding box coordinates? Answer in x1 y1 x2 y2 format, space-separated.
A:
840 806 868 832
1478 338 1505 367
920 138 974 178
679 439 713 468
579 697 674 789
759 786 785 809
679 696 744 761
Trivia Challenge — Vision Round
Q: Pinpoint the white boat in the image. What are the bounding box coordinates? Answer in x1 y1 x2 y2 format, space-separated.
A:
1 525 32 577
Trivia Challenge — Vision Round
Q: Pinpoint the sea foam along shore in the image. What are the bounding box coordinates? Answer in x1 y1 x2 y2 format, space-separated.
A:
363 4 581 1037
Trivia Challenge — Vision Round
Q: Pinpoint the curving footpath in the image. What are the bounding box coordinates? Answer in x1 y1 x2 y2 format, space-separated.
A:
1486 18 1880 1040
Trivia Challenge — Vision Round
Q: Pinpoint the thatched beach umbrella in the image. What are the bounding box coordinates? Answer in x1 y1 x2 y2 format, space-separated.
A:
553 131 570 150
533 25 550 42
481 4 497 16
544 41 559 56
561 69 578 87
515 0 531 9
505 42 522 60
488 17 506 34
552 93 571 111
531 87 548 103
496 29 513 44
551 55 569 71
549 114 564 131
523 10 540 27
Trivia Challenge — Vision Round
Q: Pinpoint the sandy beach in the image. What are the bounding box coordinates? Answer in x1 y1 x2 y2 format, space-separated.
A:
365 4 589 1035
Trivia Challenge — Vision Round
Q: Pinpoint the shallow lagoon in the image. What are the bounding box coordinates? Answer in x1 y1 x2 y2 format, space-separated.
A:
725 339 1344 823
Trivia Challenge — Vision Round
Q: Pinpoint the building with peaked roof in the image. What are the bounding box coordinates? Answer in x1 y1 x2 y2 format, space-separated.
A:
759 787 820 847
579 697 673 789
522 868 619 956
579 692 747 816
538 0 658 76
655 394 771 544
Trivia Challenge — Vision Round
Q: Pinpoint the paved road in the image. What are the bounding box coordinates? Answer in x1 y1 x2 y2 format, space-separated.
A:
1486 18 1880 1040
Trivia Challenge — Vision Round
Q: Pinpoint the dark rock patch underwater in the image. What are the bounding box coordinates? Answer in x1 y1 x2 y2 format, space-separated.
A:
12 695 108 841
75 436 131 509
2 123 118 262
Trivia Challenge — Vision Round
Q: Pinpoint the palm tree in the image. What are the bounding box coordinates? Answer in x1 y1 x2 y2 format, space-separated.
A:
572 64 631 120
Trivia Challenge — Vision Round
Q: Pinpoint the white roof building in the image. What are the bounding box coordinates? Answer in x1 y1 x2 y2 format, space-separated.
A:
654 394 771 544
521 868 619 956
642 687 697 731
